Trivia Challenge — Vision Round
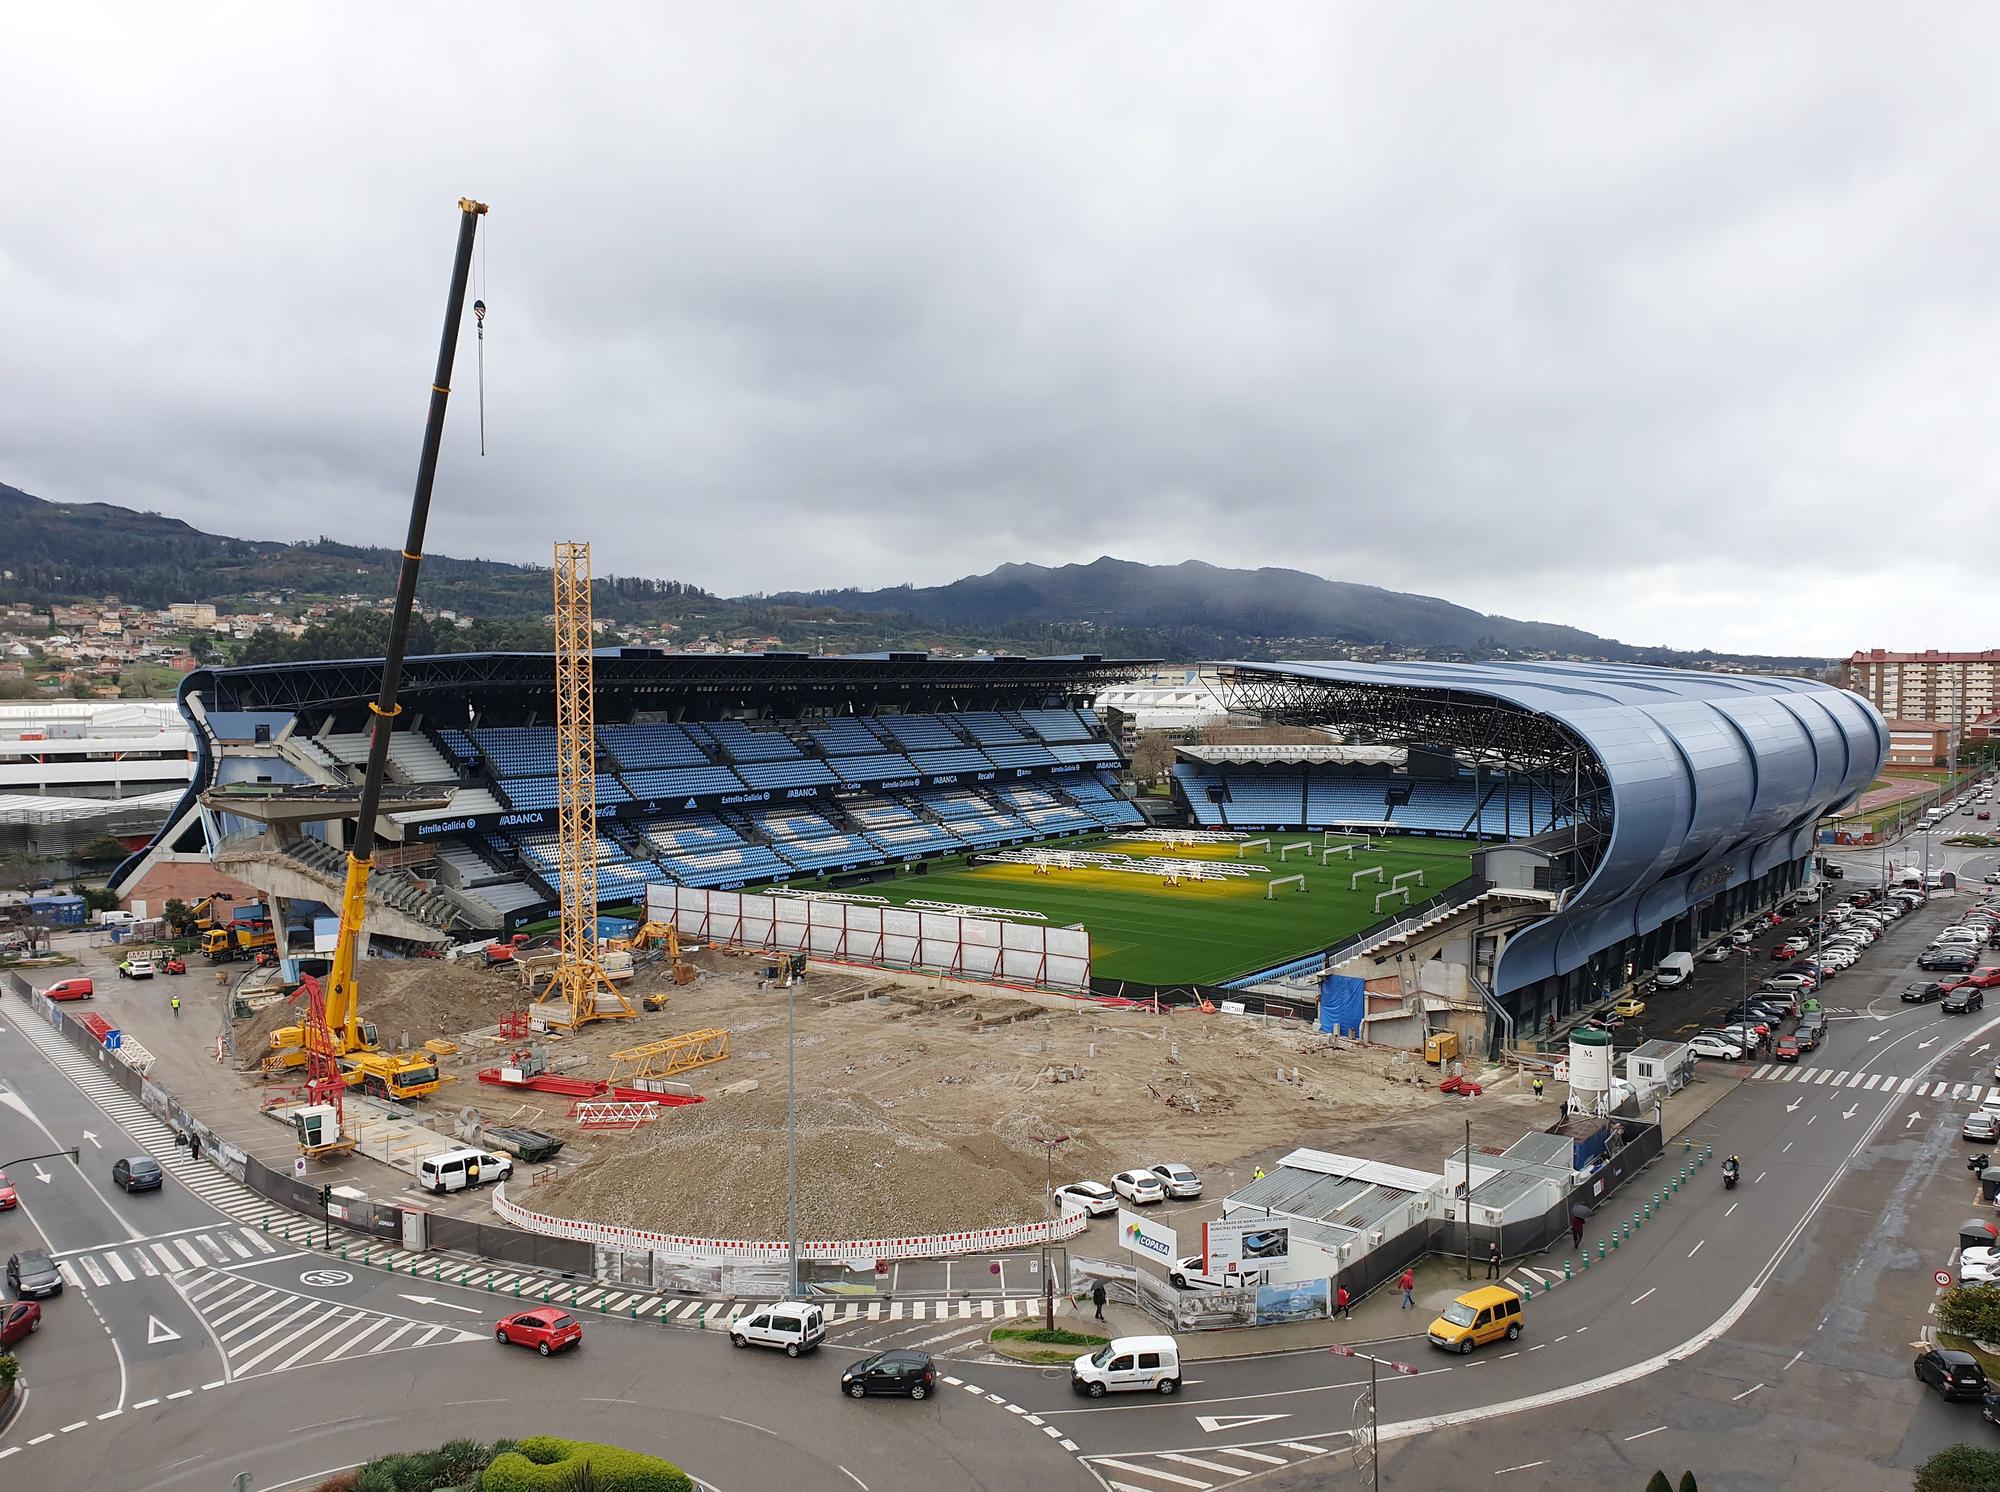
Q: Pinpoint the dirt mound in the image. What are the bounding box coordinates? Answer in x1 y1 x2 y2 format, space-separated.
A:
232 959 517 1066
528 1087 1049 1240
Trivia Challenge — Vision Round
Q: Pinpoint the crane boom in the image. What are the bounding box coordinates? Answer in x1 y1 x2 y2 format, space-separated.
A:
322 197 488 1046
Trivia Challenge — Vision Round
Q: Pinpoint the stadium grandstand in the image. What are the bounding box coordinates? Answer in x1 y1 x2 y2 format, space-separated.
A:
1196 660 1886 1041
109 650 1152 941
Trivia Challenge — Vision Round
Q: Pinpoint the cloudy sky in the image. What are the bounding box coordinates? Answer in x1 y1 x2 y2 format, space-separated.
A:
5 4 1995 656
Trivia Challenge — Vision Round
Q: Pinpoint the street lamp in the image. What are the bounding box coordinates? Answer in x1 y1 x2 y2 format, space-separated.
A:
786 968 799 1299
1030 1134 1070 1330
1328 1344 1420 1492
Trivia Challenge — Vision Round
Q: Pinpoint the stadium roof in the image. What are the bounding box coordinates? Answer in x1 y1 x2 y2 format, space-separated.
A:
1217 660 1887 993
178 650 1156 716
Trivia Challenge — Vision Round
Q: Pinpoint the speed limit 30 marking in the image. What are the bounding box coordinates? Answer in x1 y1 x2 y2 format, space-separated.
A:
301 1268 354 1288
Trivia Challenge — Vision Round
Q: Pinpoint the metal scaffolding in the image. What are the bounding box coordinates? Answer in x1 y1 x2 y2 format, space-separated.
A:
533 541 636 1031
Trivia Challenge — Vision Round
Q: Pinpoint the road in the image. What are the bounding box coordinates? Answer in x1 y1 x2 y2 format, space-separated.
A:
9 870 2000 1490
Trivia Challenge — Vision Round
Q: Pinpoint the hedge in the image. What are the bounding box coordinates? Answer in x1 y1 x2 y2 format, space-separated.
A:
1939 1285 2000 1345
1914 1443 2000 1492
481 1437 693 1492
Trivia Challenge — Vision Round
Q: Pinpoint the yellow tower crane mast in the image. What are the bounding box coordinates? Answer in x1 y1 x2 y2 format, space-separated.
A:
531 540 638 1031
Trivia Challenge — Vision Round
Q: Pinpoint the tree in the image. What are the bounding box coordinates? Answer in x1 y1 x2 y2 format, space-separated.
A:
1679 1475 1698 1492
163 898 193 937
1127 730 1178 785
1644 1474 1672 1492
1914 1443 2000 1492
1937 1283 2000 1344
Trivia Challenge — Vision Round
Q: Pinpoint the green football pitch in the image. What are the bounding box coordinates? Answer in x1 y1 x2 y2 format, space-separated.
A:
858 833 1479 986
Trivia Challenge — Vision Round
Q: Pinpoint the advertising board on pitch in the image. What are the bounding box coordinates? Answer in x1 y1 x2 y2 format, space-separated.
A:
1202 1216 1291 1271
1118 1207 1177 1266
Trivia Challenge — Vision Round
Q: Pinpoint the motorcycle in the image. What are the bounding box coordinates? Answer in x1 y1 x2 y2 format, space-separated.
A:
1722 1160 1740 1191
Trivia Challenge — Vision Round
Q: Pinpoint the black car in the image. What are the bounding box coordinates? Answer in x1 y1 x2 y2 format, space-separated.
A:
1922 950 1979 972
841 1349 937 1400
1902 981 1946 1004
1917 1347 1989 1401
6 1249 63 1299
1945 988 1986 1015
112 1156 163 1193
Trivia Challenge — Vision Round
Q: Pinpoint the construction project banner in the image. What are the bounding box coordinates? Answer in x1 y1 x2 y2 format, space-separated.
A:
1118 1207 1177 1267
1202 1217 1290 1271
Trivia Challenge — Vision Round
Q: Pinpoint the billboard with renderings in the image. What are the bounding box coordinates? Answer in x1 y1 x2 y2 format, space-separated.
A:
1203 1217 1290 1271
1119 1208 1177 1267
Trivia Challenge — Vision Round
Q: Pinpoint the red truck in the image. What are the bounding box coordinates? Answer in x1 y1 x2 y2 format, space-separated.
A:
481 934 554 968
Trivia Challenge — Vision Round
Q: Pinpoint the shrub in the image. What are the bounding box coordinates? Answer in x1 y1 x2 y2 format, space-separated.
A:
1644 1475 1672 1492
0 1355 18 1390
1938 1285 2000 1344
992 1326 1106 1346
337 1439 514 1492
1679 1476 1698 1492
1914 1443 2000 1492
481 1438 693 1492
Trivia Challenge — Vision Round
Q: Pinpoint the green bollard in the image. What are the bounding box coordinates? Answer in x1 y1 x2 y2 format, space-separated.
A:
1684 1135 1692 1153
1611 1233 1620 1250
1598 1242 1606 1261
1564 1261 1573 1280
1697 1151 1706 1167
1580 1251 1590 1271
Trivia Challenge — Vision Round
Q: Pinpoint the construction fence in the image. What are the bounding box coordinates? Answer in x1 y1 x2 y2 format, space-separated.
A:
646 883 1093 993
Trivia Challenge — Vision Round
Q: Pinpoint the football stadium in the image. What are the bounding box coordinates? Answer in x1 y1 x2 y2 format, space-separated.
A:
110 649 1886 1041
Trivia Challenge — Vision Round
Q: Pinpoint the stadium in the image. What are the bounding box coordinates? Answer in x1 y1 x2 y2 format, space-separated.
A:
110 650 1886 1049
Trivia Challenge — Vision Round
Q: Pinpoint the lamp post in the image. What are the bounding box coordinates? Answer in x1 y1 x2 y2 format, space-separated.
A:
1328 1344 1419 1492
786 972 799 1299
1030 1134 1070 1330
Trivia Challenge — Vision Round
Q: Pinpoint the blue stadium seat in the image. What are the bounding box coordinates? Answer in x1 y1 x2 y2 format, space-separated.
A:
600 723 713 770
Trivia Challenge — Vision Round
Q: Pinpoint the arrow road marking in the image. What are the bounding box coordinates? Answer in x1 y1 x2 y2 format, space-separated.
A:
32 1164 51 1184
397 1294 481 1315
81 1130 100 1150
146 1316 180 1344
1842 1105 1859 1119
1977 1044 1992 1056
1919 1039 1939 1050
1908 1111 1925 1129
1195 1413 1289 1433
1786 1099 1802 1113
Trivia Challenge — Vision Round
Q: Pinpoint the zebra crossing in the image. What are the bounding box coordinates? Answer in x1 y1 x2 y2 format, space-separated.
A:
1747 1062 2000 1102
53 1223 285 1290
1083 1435 1348 1492
173 1265 484 1379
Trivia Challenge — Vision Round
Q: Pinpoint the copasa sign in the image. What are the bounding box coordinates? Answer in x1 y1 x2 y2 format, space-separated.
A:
1118 1207 1176 1265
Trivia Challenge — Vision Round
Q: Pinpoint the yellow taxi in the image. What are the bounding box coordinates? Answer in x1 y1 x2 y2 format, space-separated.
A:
1427 1285 1523 1354
1613 997 1646 1018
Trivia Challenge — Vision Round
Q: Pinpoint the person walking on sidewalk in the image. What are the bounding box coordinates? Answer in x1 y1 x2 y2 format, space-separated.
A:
1485 1244 1500 1280
1570 1213 1586 1250
1336 1285 1352 1319
1399 1268 1415 1309
1091 1281 1106 1321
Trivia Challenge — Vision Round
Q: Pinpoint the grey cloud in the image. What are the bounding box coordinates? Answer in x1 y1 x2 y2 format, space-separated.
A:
4 3 1997 652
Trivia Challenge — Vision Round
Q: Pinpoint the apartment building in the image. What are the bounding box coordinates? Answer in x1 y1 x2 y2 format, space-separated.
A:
1843 649 2000 724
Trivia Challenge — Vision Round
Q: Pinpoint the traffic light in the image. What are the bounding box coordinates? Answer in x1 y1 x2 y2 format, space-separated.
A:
318 1185 333 1210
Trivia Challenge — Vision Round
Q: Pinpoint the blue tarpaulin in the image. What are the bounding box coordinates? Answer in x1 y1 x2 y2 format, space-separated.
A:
1319 974 1365 1036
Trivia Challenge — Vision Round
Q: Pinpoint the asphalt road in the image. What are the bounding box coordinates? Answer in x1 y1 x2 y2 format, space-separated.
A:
10 867 2000 1491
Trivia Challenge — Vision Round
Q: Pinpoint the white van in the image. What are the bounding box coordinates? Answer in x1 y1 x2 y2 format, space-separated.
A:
1071 1333 1182 1397
729 1301 826 1356
1654 952 1695 988
417 1148 514 1194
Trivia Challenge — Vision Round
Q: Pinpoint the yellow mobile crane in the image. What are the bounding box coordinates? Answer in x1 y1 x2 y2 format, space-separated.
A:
274 199 487 1134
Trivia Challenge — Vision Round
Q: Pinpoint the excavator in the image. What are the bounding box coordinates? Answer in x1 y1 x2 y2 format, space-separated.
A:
606 921 693 1009
276 198 487 1149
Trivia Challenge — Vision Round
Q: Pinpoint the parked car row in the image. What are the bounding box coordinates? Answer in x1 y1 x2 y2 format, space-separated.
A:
1057 1163 1205 1214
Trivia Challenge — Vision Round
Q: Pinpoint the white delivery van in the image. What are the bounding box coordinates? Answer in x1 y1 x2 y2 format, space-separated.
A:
1072 1334 1182 1397
730 1301 826 1356
417 1148 514 1194
1654 952 1695 988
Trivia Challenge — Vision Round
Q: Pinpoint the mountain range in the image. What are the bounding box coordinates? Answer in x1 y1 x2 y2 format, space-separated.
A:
0 481 1829 669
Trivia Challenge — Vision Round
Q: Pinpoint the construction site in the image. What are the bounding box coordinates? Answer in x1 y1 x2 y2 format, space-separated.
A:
229 938 1470 1241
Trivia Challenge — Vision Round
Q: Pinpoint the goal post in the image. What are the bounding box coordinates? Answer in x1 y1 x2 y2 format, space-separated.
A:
1279 841 1313 861
1391 869 1427 890
1266 873 1307 899
1374 887 1413 914
1351 866 1385 889
1236 838 1272 858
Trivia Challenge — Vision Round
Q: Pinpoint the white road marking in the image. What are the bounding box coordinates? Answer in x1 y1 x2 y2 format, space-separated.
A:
1688 1241 1705 1259
1732 1383 1763 1401
104 1251 135 1282
1496 1462 1549 1476
1215 1446 1287 1465
1784 1350 1804 1371
1624 1426 1667 1441
1630 1288 1656 1305
1160 1452 1244 1474
1725 1203 1738 1217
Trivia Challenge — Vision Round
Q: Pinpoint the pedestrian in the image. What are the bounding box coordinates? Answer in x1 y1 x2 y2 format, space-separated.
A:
1558 1098 1569 1121
1485 1244 1500 1280
170 993 180 1018
1336 1284 1352 1319
1399 1267 1415 1310
189 1133 201 1162
1532 1075 1545 1101
1253 1166 1265 1181
1091 1281 1107 1321
1570 1214 1585 1250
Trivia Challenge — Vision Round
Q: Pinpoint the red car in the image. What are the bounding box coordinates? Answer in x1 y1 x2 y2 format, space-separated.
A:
1770 945 1796 961
1773 1036 1801 1063
495 1307 581 1356
1941 968 2000 992
0 1300 40 1348
0 1169 15 1209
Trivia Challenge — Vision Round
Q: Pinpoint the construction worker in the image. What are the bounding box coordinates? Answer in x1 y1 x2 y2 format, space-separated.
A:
170 993 181 1018
1532 1074 1545 1100
1253 1166 1266 1181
